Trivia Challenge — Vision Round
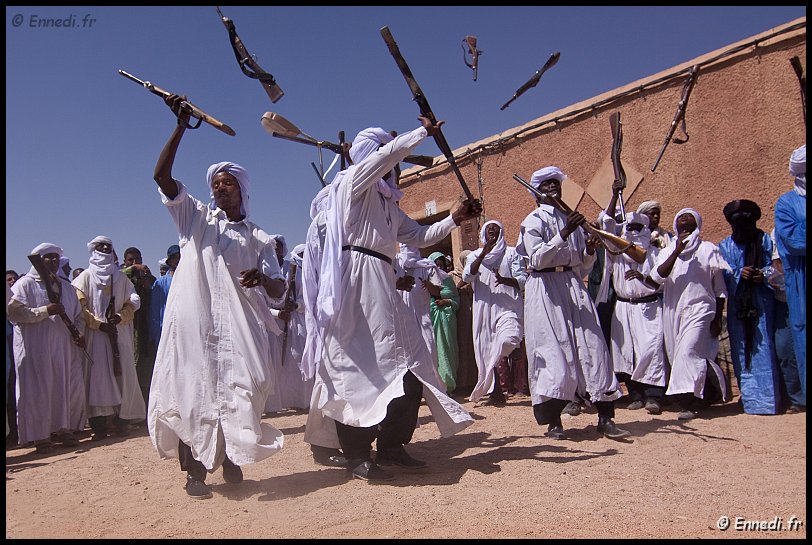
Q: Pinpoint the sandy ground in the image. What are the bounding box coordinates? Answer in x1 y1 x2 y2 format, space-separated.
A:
5 394 807 539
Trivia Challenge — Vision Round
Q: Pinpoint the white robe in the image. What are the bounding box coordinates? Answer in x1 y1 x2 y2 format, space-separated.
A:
597 214 668 387
397 258 444 387
72 268 145 421
266 262 313 411
314 127 473 436
148 182 284 471
519 204 621 405
653 240 729 398
463 246 523 402
9 274 86 443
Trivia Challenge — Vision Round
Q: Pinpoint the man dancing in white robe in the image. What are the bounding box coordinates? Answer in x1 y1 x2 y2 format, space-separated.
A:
645 208 729 420
517 166 630 440
463 220 523 406
312 118 481 481
147 94 286 499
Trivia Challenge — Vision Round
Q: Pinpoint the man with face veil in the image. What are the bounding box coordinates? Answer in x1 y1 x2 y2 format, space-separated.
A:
8 243 87 451
719 199 781 415
773 144 806 401
517 166 630 441
597 188 668 416
148 95 286 500
72 236 145 441
311 118 482 481
463 220 524 406
637 200 674 250
645 208 730 420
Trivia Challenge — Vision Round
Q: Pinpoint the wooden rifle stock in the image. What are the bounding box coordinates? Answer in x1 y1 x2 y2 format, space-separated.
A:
380 26 475 201
27 254 93 366
511 174 646 264
651 65 699 172
118 69 236 136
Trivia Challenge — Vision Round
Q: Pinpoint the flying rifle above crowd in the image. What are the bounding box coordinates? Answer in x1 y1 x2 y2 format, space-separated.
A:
462 35 482 81
216 6 284 104
380 25 476 202
500 52 560 111
118 69 236 136
650 65 699 172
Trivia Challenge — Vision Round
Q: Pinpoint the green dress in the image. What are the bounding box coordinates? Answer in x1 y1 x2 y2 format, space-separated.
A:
430 276 460 392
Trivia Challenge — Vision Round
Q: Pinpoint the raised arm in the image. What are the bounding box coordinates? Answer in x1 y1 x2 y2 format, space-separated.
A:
153 94 191 200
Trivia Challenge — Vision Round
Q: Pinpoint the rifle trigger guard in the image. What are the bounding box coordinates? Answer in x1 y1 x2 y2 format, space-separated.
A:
178 115 203 130
462 42 474 69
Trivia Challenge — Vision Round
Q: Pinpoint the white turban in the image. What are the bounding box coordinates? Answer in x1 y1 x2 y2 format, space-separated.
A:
789 144 806 197
349 127 394 164
86 235 112 253
30 242 63 258
636 200 661 215
529 166 566 189
789 144 806 176
206 161 251 219
158 258 168 268
87 235 117 287
625 211 650 229
673 207 702 233
470 219 506 272
350 127 403 201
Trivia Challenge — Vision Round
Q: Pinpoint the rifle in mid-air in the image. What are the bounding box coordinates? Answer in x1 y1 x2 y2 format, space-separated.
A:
27 254 93 367
380 26 475 202
216 6 284 104
118 69 236 136
650 65 699 172
500 52 560 111
462 35 482 81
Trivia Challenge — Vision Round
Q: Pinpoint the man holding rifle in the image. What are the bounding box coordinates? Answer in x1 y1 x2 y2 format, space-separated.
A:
8 243 87 452
147 94 286 500
310 118 482 481
72 236 145 441
516 166 631 441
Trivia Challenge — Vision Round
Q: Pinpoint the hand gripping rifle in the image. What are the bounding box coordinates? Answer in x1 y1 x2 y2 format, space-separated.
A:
609 111 627 222
500 52 560 111
279 262 298 365
104 293 122 377
650 65 699 172
27 254 93 367
216 6 284 104
462 35 482 81
511 174 647 264
789 56 806 126
380 26 475 202
118 69 236 136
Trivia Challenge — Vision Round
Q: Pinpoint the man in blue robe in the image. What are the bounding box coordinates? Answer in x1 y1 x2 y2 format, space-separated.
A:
774 144 806 402
720 200 780 414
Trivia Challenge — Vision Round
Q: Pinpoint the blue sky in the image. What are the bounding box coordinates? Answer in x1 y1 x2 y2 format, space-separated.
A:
5 6 806 275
